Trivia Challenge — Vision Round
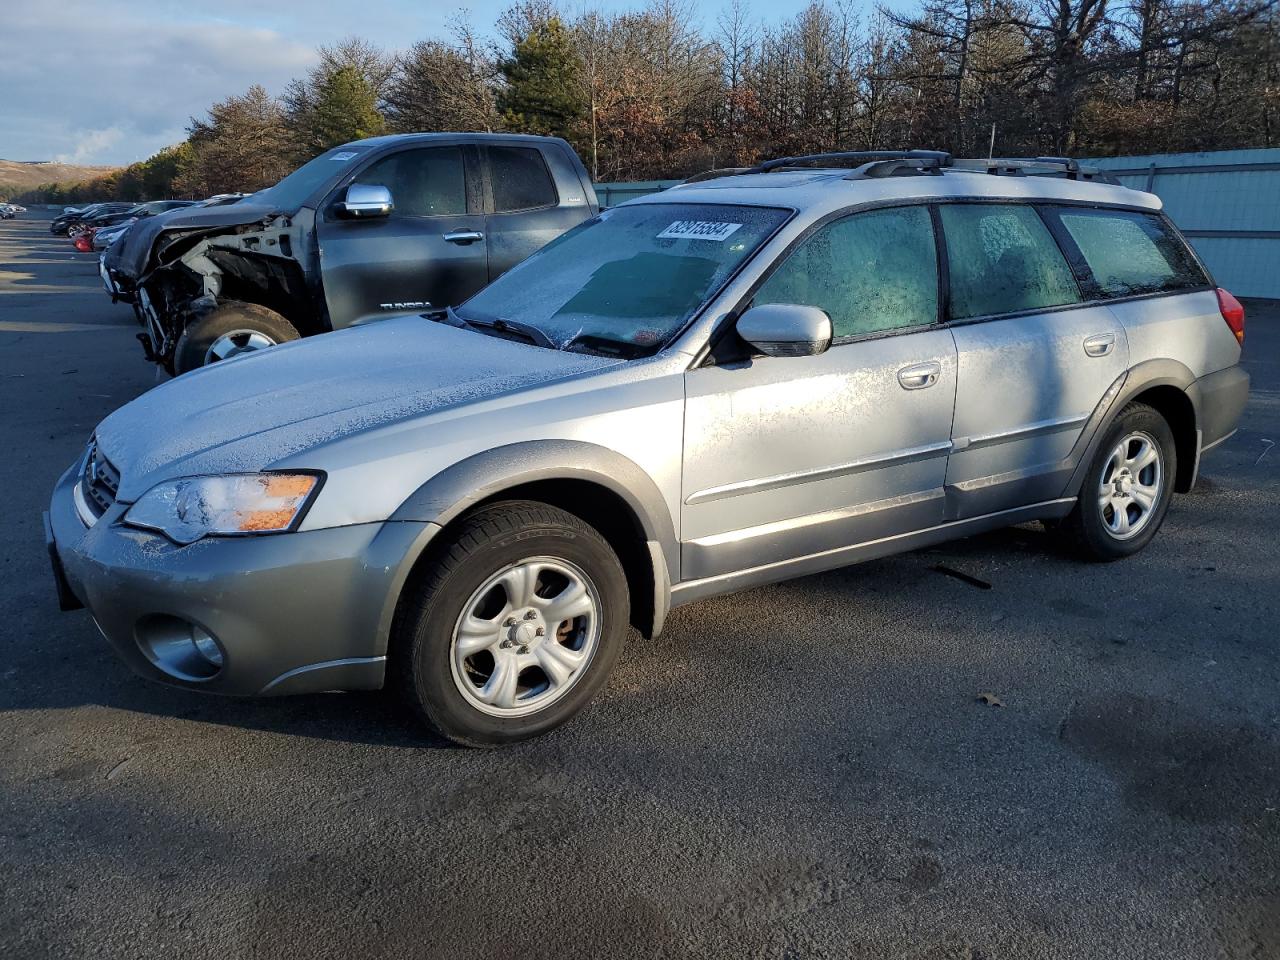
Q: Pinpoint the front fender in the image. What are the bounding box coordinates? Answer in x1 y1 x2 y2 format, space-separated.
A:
389 440 678 635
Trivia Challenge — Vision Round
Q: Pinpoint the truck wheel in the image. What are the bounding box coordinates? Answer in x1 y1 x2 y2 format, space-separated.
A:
392 501 630 747
173 301 300 374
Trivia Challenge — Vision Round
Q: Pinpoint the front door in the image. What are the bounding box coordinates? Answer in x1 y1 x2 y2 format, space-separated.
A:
681 205 958 582
316 145 488 328
937 202 1129 518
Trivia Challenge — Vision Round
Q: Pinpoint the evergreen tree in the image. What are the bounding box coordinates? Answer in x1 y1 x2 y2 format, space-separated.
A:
304 66 387 152
498 16 586 139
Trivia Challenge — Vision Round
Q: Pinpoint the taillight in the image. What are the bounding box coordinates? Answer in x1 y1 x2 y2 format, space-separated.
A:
1216 287 1245 344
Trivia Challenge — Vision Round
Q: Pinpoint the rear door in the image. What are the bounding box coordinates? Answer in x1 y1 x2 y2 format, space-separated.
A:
681 205 958 581
941 202 1129 518
316 144 487 328
482 144 588 281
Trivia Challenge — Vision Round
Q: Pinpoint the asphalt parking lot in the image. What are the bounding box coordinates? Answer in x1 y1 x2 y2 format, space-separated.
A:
1 209 1278 960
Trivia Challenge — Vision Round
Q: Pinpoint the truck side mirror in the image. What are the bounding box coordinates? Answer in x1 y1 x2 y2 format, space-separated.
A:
735 304 833 358
338 183 394 219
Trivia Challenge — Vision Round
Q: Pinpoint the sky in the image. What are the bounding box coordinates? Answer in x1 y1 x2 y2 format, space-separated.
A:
0 0 874 168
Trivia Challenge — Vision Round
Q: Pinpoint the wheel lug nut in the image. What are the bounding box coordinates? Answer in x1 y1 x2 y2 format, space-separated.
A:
535 627 545 637
524 610 537 620
504 617 517 627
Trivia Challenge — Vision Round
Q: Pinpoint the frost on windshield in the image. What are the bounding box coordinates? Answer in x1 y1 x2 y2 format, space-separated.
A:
460 203 789 351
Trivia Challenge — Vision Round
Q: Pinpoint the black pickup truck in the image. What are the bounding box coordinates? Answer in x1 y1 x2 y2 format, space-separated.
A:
103 133 599 373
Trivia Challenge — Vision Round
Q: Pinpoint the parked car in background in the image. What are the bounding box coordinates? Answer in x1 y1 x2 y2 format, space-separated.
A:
46 151 1248 746
85 200 197 232
102 133 597 373
51 202 134 236
0 202 26 219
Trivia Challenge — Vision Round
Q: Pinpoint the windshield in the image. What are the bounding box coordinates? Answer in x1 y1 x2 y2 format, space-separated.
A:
457 203 790 355
258 145 370 212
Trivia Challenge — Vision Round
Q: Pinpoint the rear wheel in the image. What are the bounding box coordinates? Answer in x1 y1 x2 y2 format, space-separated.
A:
173 301 300 374
1061 402 1176 561
392 501 629 747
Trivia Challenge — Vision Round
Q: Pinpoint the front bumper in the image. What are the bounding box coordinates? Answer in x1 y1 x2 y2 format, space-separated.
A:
47 460 437 696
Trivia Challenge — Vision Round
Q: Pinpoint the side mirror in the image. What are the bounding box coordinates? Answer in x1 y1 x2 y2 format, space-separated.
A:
735 304 832 358
338 183 393 219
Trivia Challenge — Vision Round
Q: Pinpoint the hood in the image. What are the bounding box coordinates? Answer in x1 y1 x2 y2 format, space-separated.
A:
94 316 619 501
103 198 281 280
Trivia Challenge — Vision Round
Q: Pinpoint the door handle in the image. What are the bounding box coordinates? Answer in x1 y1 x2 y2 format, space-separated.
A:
443 230 484 245
1083 333 1115 357
898 361 941 390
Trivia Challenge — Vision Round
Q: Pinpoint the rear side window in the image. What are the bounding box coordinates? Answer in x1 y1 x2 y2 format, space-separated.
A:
754 205 939 338
1049 208 1208 298
353 147 467 217
489 146 558 212
940 204 1080 319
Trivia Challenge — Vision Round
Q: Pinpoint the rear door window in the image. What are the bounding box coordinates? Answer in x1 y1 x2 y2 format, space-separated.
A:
754 205 939 338
352 147 467 218
1047 207 1208 297
488 146 558 212
940 204 1081 319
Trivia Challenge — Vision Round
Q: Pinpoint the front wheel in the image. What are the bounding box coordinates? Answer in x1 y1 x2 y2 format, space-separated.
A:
1061 402 1177 561
173 301 300 374
392 502 630 746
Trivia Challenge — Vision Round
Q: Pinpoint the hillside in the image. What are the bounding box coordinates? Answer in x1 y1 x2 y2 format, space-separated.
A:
0 158 120 192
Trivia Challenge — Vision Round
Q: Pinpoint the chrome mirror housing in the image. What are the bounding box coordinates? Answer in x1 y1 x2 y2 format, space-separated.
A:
735 304 833 358
339 183 394 219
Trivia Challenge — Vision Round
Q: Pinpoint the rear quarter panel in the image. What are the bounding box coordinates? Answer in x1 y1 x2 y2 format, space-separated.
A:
1108 289 1241 379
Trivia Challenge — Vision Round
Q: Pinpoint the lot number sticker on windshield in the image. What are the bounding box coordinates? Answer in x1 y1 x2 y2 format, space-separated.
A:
330 151 359 161
657 220 743 242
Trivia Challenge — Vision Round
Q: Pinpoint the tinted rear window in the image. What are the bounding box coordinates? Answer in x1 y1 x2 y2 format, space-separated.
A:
1049 207 1208 298
489 146 558 212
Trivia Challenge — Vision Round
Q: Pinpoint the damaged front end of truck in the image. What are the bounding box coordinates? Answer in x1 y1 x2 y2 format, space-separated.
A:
104 201 322 374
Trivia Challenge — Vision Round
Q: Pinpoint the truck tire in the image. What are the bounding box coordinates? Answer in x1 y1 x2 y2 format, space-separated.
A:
391 501 630 747
173 301 300 374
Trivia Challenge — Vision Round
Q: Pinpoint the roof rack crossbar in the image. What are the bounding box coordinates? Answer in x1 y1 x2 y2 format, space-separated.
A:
744 150 952 175
843 157 948 180
949 156 1115 183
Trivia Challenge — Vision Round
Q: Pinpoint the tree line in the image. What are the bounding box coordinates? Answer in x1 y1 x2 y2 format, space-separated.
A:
17 0 1278 204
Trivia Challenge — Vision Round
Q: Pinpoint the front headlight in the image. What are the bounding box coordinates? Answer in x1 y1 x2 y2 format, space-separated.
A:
124 473 320 544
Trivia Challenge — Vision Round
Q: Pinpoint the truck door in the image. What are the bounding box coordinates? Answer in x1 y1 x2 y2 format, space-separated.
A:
316 144 488 329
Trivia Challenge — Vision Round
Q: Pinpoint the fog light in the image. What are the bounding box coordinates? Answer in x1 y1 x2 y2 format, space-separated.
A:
135 614 225 681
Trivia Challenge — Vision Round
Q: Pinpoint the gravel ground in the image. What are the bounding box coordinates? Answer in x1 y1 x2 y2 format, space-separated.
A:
1 210 1277 960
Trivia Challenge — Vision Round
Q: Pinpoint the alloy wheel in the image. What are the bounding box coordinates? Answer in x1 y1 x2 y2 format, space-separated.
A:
204 329 277 364
1097 430 1163 540
449 557 601 718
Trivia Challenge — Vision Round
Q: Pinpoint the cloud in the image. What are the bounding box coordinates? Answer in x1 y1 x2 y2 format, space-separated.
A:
0 0 319 165
54 127 126 165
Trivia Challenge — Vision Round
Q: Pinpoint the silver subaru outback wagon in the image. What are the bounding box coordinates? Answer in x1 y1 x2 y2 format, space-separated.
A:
45 151 1250 746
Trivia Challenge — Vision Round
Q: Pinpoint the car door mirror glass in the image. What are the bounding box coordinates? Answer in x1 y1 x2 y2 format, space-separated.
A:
339 183 394 219
736 304 833 358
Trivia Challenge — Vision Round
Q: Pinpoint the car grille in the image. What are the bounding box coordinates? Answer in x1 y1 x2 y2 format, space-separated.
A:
80 441 121 518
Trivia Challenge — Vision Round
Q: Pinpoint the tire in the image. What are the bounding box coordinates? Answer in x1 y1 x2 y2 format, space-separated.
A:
392 501 630 747
1061 401 1177 561
173 301 300 374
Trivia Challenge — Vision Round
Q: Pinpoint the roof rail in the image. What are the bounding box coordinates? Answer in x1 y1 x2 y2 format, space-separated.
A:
743 150 952 175
950 156 1117 183
680 167 750 184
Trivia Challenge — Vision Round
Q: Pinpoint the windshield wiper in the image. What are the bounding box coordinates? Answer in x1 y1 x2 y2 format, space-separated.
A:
446 306 557 349
564 333 651 359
